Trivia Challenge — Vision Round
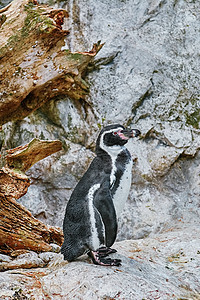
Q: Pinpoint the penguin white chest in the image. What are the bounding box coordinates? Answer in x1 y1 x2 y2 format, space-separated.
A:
112 159 133 219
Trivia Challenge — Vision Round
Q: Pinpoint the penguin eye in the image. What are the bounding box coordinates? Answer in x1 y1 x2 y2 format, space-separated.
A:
113 131 118 136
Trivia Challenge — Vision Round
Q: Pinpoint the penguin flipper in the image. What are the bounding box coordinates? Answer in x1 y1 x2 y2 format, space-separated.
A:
94 186 118 247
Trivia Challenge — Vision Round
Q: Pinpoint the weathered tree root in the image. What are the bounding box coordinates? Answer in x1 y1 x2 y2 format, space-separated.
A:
0 0 103 125
0 139 63 255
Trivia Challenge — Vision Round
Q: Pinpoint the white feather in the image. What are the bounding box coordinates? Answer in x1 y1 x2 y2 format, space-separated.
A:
88 183 101 249
99 127 132 219
112 159 132 219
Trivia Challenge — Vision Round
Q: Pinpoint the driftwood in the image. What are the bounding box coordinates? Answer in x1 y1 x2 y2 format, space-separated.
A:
0 0 103 125
0 139 64 255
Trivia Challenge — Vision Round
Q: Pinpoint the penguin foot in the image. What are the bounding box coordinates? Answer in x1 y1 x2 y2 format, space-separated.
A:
88 250 121 266
96 246 117 257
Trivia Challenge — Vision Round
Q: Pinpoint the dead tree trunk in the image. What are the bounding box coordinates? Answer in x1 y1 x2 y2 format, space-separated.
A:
0 0 103 125
0 139 63 255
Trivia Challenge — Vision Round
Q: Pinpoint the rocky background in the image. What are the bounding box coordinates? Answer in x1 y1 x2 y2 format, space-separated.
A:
0 0 200 298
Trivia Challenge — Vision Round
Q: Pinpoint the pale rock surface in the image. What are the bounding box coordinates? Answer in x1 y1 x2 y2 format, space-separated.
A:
0 251 45 271
0 254 12 263
0 0 200 298
0 224 199 299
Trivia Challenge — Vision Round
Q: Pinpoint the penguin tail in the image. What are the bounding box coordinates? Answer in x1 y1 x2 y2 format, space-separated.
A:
60 241 71 261
61 240 85 262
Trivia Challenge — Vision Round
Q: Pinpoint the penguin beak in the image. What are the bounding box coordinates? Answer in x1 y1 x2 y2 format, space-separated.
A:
121 128 141 138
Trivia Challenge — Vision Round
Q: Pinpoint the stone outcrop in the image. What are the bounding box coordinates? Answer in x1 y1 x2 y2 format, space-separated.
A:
1 0 198 239
0 0 200 297
0 224 199 299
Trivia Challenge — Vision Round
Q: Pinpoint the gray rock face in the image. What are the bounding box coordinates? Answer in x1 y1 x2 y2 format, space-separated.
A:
1 0 200 261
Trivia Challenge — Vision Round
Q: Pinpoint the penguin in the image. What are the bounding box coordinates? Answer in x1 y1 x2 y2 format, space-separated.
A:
61 124 140 266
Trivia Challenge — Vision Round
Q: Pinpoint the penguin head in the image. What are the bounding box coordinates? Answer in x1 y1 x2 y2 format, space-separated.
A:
96 124 140 155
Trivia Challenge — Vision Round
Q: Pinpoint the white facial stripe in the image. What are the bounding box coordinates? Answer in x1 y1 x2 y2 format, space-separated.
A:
88 184 101 250
99 127 124 153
